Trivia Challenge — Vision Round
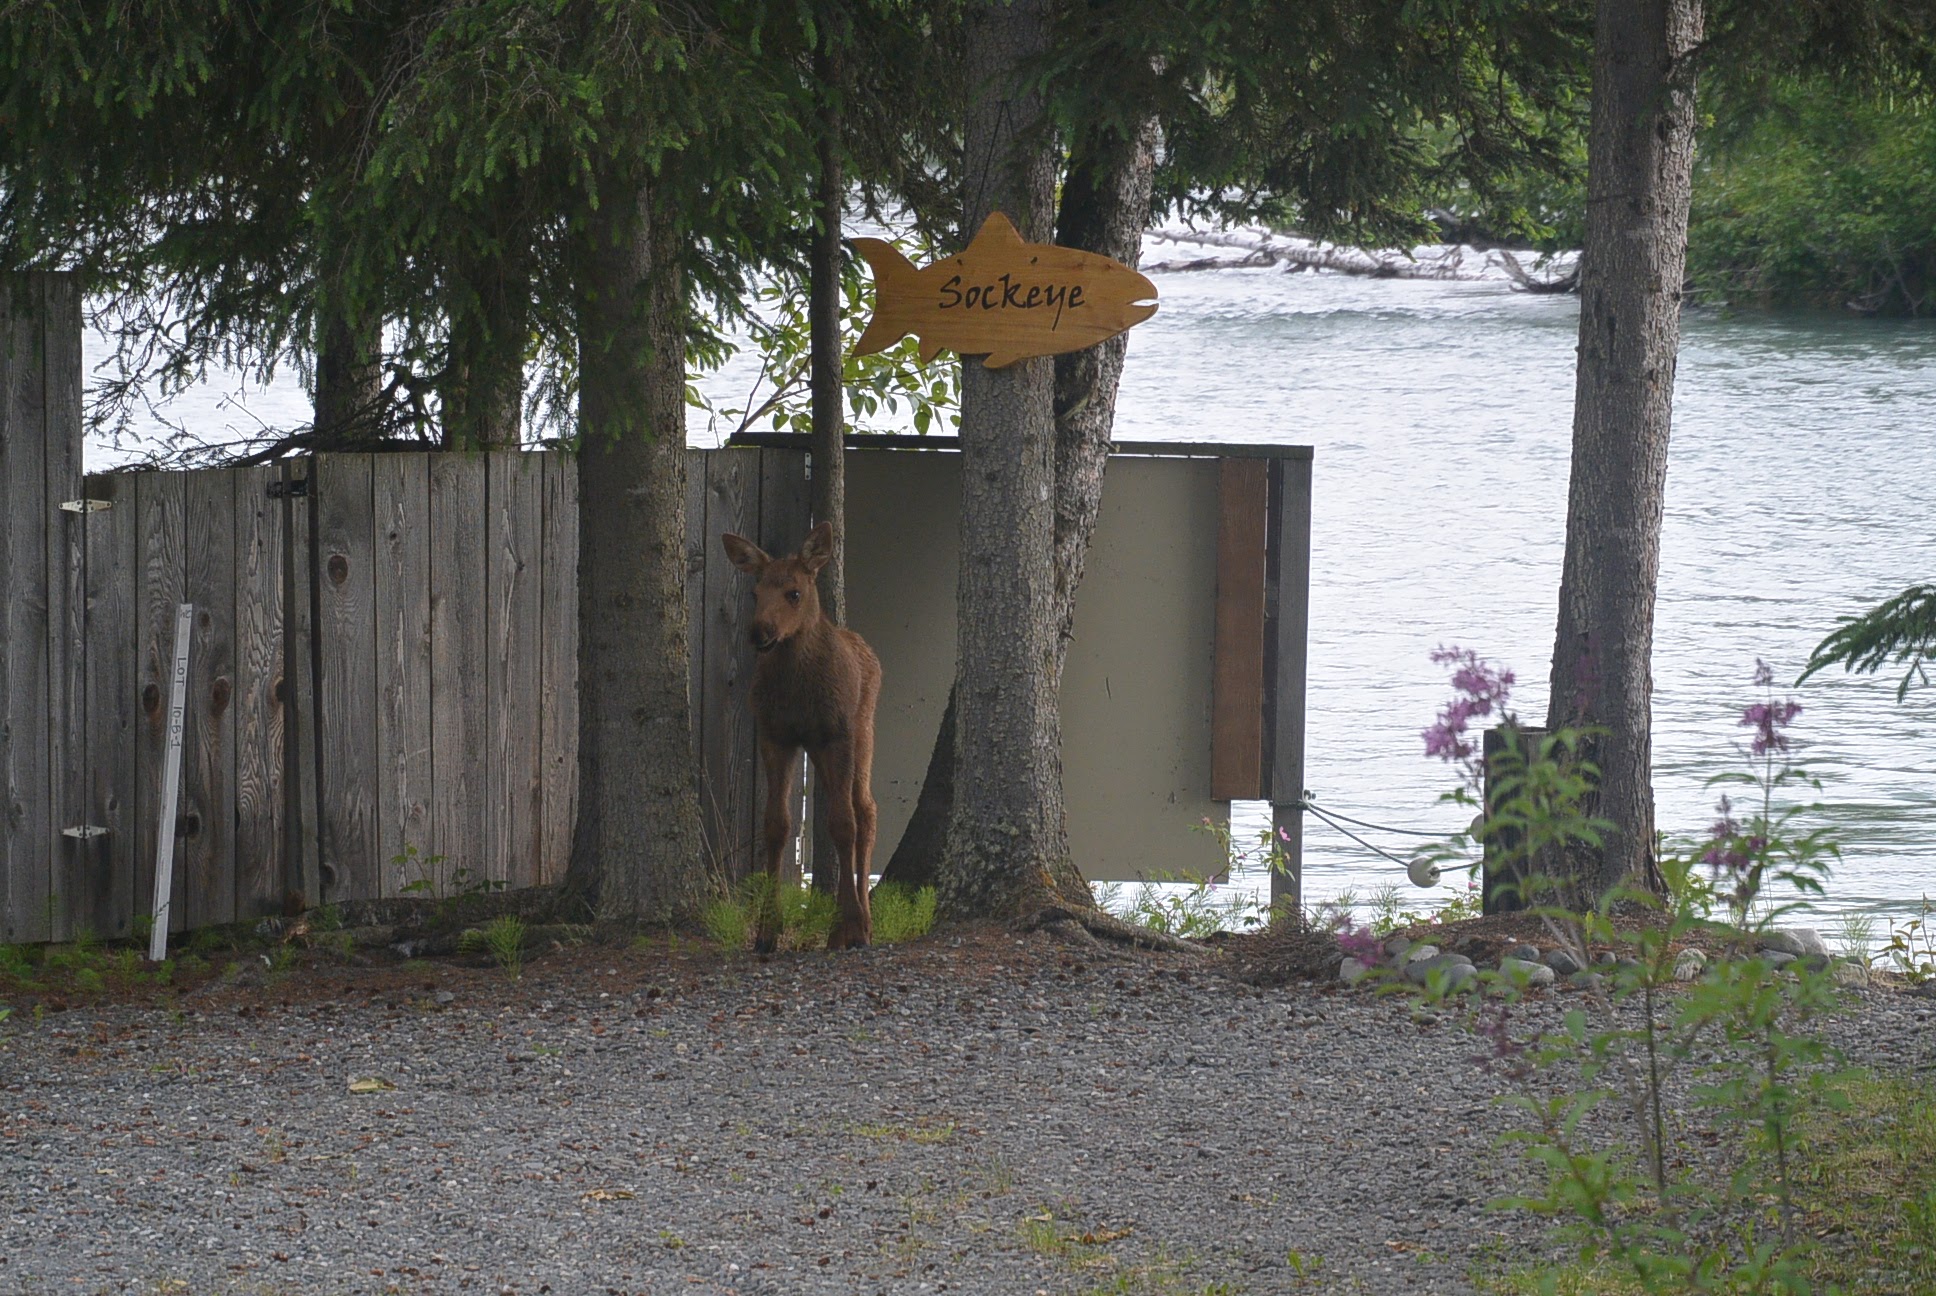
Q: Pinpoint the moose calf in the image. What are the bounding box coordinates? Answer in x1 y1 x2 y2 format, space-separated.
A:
721 522 882 951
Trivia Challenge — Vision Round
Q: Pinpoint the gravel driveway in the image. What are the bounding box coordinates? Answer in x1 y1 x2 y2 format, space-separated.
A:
3 928 1931 1296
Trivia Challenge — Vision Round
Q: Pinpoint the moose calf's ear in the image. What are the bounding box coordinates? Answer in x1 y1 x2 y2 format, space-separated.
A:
721 532 769 574
799 521 836 573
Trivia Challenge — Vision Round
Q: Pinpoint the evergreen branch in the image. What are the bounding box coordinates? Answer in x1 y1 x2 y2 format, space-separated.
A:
1798 584 1936 700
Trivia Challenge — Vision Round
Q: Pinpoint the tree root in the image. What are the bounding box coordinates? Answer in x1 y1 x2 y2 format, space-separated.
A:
1017 904 1210 956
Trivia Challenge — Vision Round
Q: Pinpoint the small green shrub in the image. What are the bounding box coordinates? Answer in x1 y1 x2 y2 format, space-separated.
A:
459 915 525 979
702 894 750 951
871 884 937 943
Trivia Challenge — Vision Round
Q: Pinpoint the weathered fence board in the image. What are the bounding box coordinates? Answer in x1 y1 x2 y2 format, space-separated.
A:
134 471 187 932
283 460 320 908
539 453 577 884
1 277 52 942
234 464 285 919
373 454 432 897
696 449 764 883
46 280 85 942
487 451 545 889
429 454 487 884
313 454 379 903
83 472 138 940
182 470 237 929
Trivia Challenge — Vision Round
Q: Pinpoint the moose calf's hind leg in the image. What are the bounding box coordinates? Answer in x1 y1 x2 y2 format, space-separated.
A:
814 745 868 950
755 742 801 954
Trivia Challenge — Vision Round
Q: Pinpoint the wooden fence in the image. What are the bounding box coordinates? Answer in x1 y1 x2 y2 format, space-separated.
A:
2 271 1309 944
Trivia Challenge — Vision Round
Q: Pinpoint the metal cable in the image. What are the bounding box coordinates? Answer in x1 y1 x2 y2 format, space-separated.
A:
1299 800 1418 869
1296 798 1446 839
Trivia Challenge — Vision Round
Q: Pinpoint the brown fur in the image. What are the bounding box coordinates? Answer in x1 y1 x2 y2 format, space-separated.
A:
720 522 882 951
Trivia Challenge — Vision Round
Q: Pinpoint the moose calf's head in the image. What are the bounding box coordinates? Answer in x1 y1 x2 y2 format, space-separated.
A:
721 522 835 653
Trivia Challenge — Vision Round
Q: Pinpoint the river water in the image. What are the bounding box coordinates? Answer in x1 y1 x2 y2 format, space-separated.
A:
85 242 1936 939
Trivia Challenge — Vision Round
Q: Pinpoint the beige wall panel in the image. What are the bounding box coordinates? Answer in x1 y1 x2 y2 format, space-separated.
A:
846 451 1223 884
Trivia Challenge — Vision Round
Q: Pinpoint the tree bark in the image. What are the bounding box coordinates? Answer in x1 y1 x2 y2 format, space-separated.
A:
1545 0 1702 904
880 120 1158 901
443 260 527 450
935 0 1064 921
311 305 383 446
560 178 708 925
808 41 847 893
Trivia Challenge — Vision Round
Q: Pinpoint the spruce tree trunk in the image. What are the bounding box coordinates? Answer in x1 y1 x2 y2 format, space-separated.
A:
808 45 847 893
312 308 383 446
443 262 527 449
881 119 1157 900
936 0 1064 921
562 179 707 924
1545 0 1703 904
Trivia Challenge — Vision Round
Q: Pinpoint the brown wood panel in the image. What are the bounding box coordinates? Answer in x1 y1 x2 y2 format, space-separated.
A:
182 469 237 929
373 455 431 897
43 275 86 941
312 454 379 903
82 472 139 939
134 472 187 932
697 448 763 884
429 454 487 885
757 448 814 885
1211 457 1269 800
538 451 578 885
0 277 51 942
683 449 707 766
1265 455 1313 910
232 464 285 919
283 460 321 907
486 452 544 888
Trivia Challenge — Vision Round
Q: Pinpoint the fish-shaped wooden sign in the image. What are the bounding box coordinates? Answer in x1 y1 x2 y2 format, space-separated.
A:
851 212 1158 369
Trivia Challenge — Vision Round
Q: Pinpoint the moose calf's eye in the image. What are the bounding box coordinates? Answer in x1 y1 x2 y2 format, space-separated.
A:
786 590 803 605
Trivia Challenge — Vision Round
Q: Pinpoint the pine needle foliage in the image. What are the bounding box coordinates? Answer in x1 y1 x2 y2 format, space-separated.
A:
1800 584 1936 700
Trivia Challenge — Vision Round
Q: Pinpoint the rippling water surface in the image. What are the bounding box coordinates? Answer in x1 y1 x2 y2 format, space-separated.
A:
1114 266 1936 930
88 255 1936 933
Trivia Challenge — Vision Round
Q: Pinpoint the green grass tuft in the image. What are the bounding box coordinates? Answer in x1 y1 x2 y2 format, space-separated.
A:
871 883 937 943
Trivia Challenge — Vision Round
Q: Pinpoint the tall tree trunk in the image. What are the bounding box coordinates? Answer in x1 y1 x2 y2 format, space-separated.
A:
1546 0 1702 904
808 41 847 893
881 120 1158 899
443 261 527 450
936 0 1063 921
311 305 383 446
561 178 707 924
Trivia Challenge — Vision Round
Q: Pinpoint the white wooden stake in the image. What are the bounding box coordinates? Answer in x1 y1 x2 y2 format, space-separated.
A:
149 603 193 962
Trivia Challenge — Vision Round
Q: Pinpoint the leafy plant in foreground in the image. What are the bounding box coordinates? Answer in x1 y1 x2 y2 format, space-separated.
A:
1414 654 1854 1293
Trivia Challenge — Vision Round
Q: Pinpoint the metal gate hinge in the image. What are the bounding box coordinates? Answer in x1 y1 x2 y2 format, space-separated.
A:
58 499 112 514
62 825 109 840
268 478 310 500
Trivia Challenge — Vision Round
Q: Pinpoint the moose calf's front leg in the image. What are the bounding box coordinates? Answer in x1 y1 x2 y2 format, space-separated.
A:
756 741 800 954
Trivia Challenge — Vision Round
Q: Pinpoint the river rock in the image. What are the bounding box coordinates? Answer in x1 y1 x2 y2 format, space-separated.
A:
1383 936 1413 962
1595 950 1617 967
1338 957 1374 986
1404 944 1441 964
1544 948 1583 976
1758 949 1799 971
1505 944 1541 964
1673 949 1707 982
1497 957 1556 988
1760 929 1828 958
1568 970 1605 991
1404 954 1476 989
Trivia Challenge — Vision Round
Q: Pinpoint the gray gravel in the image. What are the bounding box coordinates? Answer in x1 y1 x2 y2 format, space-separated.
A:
2 931 1932 1296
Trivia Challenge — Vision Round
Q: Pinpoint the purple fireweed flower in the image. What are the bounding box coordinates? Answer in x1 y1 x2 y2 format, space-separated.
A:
1741 698 1804 757
1333 921 1383 966
1422 646 1515 765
